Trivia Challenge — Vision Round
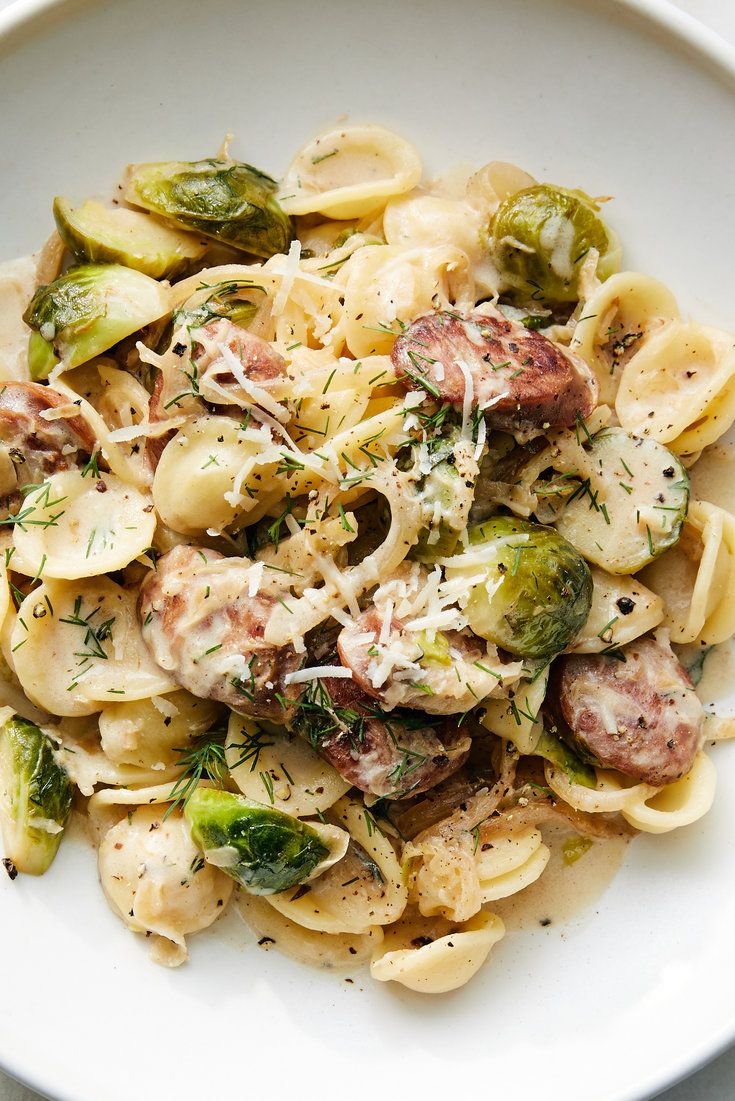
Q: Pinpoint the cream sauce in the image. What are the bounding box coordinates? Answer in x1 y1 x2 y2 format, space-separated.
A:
0 254 36 382
697 640 735 717
491 824 629 931
690 438 735 514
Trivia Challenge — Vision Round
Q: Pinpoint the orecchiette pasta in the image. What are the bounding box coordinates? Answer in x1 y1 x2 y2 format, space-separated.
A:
238 891 384 969
153 416 281 534
571 272 679 406
10 577 175 715
12 470 156 579
618 753 717 833
480 667 548 754
370 909 505 994
98 801 233 966
1 123 733 998
0 252 54 380
56 721 184 797
383 195 484 265
99 690 221 769
641 500 735 645
475 827 550 901
337 244 475 359
569 567 664 653
225 712 350 816
279 125 422 219
616 321 735 452
266 797 408 934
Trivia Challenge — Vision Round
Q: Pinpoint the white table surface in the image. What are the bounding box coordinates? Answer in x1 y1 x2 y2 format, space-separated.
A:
1 0 734 1098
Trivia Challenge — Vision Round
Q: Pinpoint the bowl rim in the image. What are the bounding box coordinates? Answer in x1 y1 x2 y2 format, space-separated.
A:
0 1 734 1100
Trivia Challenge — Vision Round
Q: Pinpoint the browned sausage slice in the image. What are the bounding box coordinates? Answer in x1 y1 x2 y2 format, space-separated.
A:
147 319 288 469
139 544 301 721
192 319 287 387
391 307 597 433
555 636 704 785
337 607 517 714
296 671 471 799
0 381 96 490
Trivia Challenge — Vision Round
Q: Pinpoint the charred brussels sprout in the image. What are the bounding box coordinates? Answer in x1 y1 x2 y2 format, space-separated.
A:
489 184 621 305
125 160 293 259
53 197 207 280
23 263 171 378
0 715 73 876
184 788 346 894
445 516 592 659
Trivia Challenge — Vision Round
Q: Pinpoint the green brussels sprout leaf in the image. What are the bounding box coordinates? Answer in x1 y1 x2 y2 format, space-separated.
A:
409 426 476 563
156 279 262 354
184 787 347 894
534 729 597 789
0 715 73 876
53 197 207 280
417 629 451 666
23 263 171 378
125 160 293 259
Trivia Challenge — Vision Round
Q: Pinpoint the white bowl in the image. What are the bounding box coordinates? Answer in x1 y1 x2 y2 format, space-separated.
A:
1 2 735 1100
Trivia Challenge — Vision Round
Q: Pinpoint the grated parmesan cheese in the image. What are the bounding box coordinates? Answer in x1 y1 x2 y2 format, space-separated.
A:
150 695 180 719
455 356 475 441
107 418 185 443
247 561 265 597
218 342 290 423
271 238 302 316
379 599 394 644
38 403 85 422
283 665 353 686
474 415 487 461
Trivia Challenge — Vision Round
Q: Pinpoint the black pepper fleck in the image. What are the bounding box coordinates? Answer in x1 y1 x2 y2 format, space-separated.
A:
2 858 18 880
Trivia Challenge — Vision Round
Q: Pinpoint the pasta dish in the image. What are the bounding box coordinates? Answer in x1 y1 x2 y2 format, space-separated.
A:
0 124 732 993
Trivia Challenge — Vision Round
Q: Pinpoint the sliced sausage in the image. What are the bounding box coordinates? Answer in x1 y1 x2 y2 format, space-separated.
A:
139 544 301 721
0 381 95 493
337 607 518 714
146 318 287 469
298 671 471 800
193 318 288 388
554 635 704 785
145 368 175 471
391 307 597 434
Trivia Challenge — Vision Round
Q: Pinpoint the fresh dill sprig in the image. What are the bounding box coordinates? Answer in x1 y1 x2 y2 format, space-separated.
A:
164 730 229 820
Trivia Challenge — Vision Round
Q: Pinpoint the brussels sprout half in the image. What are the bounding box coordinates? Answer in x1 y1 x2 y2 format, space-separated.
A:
0 715 73 876
23 263 171 379
184 787 345 894
125 159 293 259
533 728 597 789
445 516 593 659
489 184 621 305
54 197 207 280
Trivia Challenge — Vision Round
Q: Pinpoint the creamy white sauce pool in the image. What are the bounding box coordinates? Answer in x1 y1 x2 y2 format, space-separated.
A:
492 824 629 932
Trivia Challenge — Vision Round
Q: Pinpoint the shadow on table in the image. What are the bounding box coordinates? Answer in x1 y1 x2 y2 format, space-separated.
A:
656 1040 735 1100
